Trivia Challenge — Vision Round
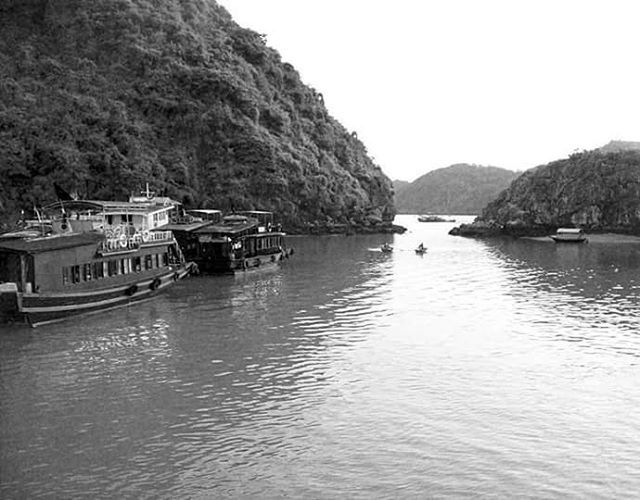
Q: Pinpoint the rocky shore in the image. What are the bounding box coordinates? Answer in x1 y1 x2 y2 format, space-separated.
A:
291 221 407 235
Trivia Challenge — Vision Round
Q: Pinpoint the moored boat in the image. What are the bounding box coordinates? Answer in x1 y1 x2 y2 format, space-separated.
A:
0 195 196 327
167 211 291 273
418 214 455 223
549 228 588 243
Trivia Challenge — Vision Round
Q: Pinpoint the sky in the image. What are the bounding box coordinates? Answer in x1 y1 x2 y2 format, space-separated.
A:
218 0 640 182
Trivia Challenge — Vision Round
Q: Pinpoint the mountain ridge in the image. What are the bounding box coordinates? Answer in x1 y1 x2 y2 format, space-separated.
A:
394 164 518 215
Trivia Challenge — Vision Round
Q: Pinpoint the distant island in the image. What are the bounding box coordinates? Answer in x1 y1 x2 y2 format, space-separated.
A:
394 164 518 215
450 143 640 237
0 0 399 234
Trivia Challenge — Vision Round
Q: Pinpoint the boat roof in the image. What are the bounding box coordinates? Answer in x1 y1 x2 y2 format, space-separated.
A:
194 218 259 236
160 221 213 233
0 231 104 254
556 228 583 233
43 198 179 215
187 209 222 215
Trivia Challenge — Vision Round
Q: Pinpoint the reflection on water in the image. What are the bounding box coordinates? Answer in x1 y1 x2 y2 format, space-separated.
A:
485 237 640 355
3 215 640 497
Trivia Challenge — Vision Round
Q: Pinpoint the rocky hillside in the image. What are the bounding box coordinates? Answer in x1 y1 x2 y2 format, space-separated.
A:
598 140 640 154
394 164 518 214
450 149 640 237
0 0 397 233
393 179 410 197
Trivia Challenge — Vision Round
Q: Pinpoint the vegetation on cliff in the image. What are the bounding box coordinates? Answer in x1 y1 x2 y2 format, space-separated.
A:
0 0 396 232
394 164 518 215
451 149 640 237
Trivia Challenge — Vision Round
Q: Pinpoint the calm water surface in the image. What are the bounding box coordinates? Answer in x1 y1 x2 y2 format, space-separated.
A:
3 215 640 498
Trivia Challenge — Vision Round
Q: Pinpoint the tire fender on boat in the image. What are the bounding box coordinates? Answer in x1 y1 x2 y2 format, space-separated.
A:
150 277 162 290
125 284 138 296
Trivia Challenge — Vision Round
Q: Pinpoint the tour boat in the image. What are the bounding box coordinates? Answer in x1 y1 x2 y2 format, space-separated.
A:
549 228 588 243
418 214 455 223
167 211 291 273
0 194 196 327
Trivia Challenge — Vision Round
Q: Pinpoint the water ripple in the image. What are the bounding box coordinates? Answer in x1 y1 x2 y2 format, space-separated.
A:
4 218 640 497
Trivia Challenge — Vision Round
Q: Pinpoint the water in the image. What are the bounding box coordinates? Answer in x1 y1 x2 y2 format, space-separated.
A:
3 214 640 498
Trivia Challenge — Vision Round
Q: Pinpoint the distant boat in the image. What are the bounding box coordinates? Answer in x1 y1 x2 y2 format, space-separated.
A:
550 228 588 243
418 214 455 223
381 243 393 253
415 245 427 254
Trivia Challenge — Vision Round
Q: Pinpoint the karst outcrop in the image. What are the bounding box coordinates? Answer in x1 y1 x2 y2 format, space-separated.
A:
0 0 398 233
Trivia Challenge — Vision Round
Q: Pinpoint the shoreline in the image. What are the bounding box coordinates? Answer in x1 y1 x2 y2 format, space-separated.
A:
525 232 640 244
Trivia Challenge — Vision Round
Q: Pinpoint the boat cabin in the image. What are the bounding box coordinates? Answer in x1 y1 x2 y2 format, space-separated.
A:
550 227 587 243
185 209 223 224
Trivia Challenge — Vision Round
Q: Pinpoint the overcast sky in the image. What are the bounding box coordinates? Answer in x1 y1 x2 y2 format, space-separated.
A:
218 0 640 182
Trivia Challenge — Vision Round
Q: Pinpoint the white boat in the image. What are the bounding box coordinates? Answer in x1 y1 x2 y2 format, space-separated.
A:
549 228 588 243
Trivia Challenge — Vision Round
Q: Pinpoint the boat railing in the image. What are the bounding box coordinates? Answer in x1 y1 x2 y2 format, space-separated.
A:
144 230 173 243
100 236 141 253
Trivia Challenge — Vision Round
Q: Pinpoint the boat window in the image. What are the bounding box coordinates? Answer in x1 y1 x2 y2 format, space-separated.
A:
83 263 92 281
93 262 104 279
145 255 153 270
62 267 70 285
71 265 80 284
133 256 142 272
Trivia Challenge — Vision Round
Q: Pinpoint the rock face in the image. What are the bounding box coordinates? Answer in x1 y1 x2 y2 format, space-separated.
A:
0 0 396 233
394 164 518 215
450 149 640 237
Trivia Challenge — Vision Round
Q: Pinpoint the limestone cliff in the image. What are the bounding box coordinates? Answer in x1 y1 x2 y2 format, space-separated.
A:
0 0 396 233
450 149 640 237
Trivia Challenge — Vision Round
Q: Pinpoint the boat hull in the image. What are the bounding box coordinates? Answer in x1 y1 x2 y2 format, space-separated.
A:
197 249 289 274
4 263 195 327
550 236 588 243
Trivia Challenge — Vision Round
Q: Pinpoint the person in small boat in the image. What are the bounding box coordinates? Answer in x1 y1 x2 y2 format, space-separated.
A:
417 242 425 252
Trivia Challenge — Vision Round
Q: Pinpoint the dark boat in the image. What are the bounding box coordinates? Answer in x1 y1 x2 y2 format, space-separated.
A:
415 244 427 254
0 195 196 327
549 228 588 243
167 211 291 273
381 243 393 253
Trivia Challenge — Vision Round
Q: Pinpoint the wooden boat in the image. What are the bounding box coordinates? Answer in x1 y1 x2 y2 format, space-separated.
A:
381 243 393 253
549 228 588 243
0 195 196 327
167 212 291 273
418 214 455 223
